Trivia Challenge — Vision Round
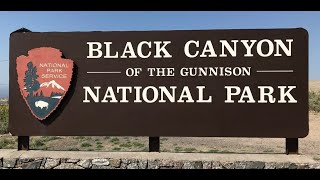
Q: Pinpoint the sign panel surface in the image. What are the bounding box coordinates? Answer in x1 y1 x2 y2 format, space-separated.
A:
9 28 308 137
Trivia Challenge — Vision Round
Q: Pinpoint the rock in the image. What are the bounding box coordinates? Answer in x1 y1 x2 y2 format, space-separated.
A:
120 162 127 169
60 158 68 163
160 167 173 169
211 161 223 169
3 158 17 168
120 164 127 169
194 161 203 169
173 161 184 169
127 162 139 169
120 159 133 169
307 163 320 169
265 162 277 169
17 158 34 166
202 161 212 169
92 159 109 166
126 159 138 169
288 163 298 169
77 159 92 169
221 162 235 169
40 158 47 169
45 158 61 169
266 162 292 169
92 165 108 169
297 163 309 169
54 163 84 169
109 159 121 168
148 160 159 169
106 166 116 169
275 162 291 169
3 155 317 170
245 161 265 169
21 160 42 169
121 159 131 164
182 161 193 169
159 159 174 167
67 159 80 163
183 161 202 169
138 160 148 169
234 161 247 169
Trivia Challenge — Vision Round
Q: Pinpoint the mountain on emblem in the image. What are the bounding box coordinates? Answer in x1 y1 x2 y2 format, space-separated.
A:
16 47 74 120
40 80 66 91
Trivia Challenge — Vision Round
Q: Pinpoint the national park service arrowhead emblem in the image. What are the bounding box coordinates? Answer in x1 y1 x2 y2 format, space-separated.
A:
16 47 74 120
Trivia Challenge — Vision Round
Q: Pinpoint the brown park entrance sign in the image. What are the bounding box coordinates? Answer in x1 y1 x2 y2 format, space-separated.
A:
9 28 308 142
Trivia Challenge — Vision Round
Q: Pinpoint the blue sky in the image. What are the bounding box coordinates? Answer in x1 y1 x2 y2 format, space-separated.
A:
0 11 320 97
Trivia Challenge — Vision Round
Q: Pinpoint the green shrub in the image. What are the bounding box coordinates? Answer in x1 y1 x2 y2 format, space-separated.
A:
68 147 80 151
81 142 92 147
0 138 15 148
174 147 183 152
132 142 145 148
309 91 320 112
112 147 121 151
119 142 132 148
110 137 119 143
96 144 103 149
0 105 9 134
33 139 45 147
96 141 102 145
184 148 197 152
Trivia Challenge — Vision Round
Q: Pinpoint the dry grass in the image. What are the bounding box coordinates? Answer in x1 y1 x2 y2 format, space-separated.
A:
310 80 320 92
310 91 320 112
0 105 8 134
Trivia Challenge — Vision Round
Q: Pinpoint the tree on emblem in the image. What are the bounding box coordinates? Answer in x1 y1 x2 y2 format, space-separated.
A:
24 62 40 97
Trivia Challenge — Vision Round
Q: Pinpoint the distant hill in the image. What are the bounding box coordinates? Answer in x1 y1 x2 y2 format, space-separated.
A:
0 86 8 99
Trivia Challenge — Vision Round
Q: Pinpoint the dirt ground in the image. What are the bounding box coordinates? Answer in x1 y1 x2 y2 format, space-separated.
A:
0 112 319 156
0 81 319 159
